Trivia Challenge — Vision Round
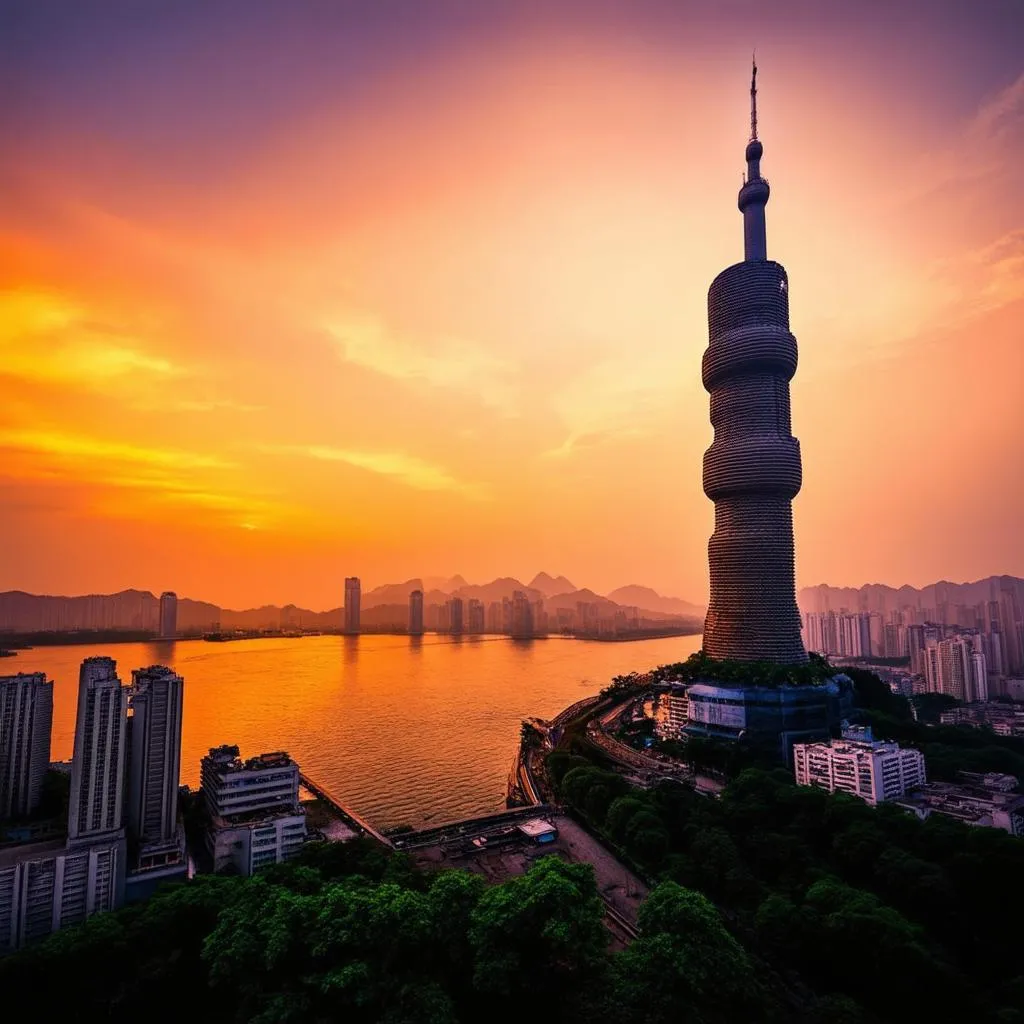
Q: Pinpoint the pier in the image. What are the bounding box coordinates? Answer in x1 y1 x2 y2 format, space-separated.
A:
299 772 394 848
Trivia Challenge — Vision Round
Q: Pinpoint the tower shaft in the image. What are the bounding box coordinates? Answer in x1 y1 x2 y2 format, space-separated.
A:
701 68 807 665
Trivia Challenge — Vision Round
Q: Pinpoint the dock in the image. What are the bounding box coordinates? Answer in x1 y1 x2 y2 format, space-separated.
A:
298 772 394 848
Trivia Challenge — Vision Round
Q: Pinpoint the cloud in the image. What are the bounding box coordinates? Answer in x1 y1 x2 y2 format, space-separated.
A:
261 443 488 499
0 428 232 470
0 289 185 386
323 312 517 412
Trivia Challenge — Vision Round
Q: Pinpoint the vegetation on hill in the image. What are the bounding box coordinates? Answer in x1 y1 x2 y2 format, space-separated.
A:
653 650 838 688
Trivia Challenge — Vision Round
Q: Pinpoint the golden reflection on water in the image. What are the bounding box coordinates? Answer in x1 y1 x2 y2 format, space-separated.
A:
14 632 701 829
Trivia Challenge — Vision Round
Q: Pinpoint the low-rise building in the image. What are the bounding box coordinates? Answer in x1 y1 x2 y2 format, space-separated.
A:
655 689 689 741
939 702 1024 737
201 746 306 875
793 726 926 805
894 772 1024 836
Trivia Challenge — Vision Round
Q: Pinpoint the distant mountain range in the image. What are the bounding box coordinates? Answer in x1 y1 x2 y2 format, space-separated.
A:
0 573 707 634
798 575 1024 615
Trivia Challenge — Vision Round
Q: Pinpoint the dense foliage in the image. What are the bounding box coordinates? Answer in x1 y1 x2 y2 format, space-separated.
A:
547 751 1024 1021
654 650 837 688
0 834 794 1024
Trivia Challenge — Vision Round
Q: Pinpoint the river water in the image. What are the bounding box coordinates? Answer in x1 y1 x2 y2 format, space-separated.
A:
10 632 701 829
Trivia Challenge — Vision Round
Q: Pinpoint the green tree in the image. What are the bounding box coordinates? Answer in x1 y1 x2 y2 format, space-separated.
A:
468 856 607 1003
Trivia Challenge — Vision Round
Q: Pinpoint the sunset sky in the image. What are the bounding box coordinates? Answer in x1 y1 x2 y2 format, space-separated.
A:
1 0 1022 610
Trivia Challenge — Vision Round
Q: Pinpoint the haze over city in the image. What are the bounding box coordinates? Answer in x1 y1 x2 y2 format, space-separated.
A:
2 0 1022 610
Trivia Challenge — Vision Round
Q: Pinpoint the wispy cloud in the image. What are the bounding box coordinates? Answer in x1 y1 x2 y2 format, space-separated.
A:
323 312 517 412
0 289 185 386
0 428 232 470
261 442 488 499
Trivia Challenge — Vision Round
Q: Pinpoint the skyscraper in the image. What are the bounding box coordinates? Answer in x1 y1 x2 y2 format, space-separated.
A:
68 657 128 843
409 589 424 635
448 597 464 635
0 672 53 820
344 577 361 634
701 62 807 665
126 666 184 856
158 591 177 639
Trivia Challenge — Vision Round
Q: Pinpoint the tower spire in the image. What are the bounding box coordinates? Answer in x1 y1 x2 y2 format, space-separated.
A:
750 54 758 142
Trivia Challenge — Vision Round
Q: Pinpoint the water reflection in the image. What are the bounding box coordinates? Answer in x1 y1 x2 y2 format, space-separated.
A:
14 632 701 829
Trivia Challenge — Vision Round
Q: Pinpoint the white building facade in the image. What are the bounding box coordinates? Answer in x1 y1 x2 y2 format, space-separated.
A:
793 727 926 805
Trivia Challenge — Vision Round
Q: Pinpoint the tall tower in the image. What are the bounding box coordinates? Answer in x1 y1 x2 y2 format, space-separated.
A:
68 657 128 843
344 577 361 634
126 666 184 850
0 672 53 819
702 62 807 665
158 591 178 639
409 589 424 635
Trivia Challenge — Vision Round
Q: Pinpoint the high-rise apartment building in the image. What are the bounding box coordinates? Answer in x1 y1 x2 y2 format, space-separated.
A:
448 597 464 635
158 591 177 639
467 599 485 634
701 62 806 665
486 601 502 634
344 577 361 634
0 673 53 820
408 589 424 635
924 635 988 702
793 726 926 805
511 591 533 638
0 657 130 952
126 666 184 879
68 657 128 844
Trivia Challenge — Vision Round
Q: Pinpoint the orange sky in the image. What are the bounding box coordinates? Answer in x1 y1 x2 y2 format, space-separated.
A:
1 4 1022 608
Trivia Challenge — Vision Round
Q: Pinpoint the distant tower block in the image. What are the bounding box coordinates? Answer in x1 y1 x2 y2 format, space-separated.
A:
159 591 178 639
701 61 808 665
344 577 361 634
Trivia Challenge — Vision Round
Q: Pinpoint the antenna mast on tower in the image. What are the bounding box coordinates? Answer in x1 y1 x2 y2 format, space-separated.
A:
750 54 758 141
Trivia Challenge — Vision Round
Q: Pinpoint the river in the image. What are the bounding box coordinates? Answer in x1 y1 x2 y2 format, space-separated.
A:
10 632 701 829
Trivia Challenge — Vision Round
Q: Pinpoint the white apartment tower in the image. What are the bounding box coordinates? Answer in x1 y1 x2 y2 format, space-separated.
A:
0 673 53 820
127 666 184 852
68 657 128 843
793 727 926 806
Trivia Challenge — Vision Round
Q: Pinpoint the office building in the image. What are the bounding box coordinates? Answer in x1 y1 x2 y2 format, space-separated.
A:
125 667 185 891
0 673 53 820
468 599 485 635
344 577 361 634
701 62 806 665
486 601 502 634
201 746 305 875
408 589 424 635
68 657 128 844
793 726 926 805
158 591 177 639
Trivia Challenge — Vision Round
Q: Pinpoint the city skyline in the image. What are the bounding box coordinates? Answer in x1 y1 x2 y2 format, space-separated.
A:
1 2 1022 610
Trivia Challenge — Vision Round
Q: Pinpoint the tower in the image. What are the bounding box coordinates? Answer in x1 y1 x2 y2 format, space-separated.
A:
158 591 178 639
344 577 361 634
0 672 53 820
701 61 807 664
126 666 184 851
409 589 424 635
68 657 128 843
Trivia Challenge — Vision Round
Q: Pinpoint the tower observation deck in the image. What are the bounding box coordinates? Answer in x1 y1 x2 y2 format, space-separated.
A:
701 62 808 665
